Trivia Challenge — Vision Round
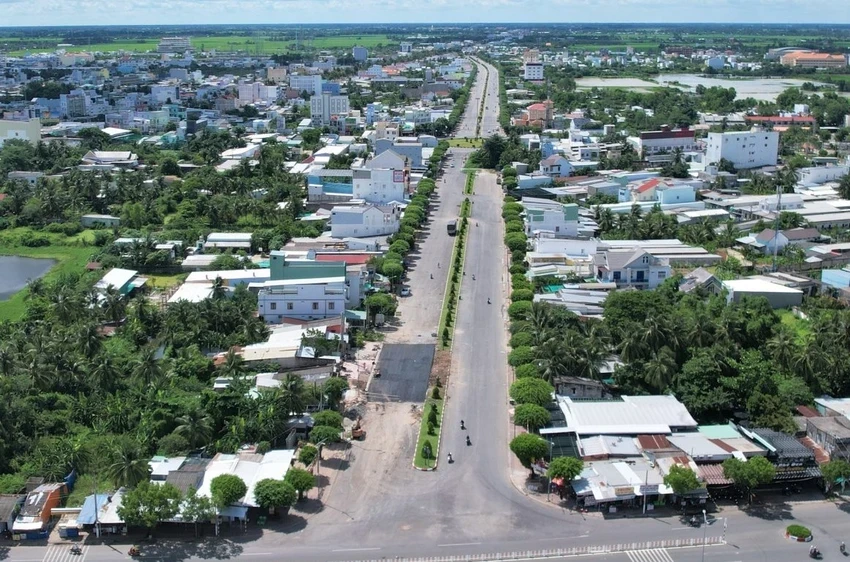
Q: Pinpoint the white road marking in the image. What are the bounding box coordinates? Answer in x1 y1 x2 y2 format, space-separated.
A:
331 547 381 552
627 548 675 562
242 554 273 556
438 542 482 547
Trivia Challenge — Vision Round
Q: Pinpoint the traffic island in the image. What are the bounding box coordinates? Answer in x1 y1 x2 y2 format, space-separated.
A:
786 524 813 542
413 386 445 470
437 197 471 350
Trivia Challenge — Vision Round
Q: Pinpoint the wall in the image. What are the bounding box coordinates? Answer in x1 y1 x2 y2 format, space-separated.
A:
258 282 347 323
706 131 779 169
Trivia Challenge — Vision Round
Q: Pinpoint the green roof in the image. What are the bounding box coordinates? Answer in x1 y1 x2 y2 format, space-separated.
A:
697 424 742 439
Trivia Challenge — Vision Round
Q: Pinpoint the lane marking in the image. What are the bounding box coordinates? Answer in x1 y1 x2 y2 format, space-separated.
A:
438 542 482 547
331 547 381 552
242 553 273 556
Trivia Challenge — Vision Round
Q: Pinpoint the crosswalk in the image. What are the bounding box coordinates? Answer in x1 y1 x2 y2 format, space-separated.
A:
42 544 89 562
626 548 676 562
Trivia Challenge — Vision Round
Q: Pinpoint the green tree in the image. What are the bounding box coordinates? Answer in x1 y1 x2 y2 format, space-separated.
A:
284 467 316 500
509 378 554 407
547 456 584 484
323 377 349 407
105 441 150 488
513 403 551 431
510 434 549 477
254 478 297 513
210 474 247 508
821 459 850 494
117 481 182 533
722 456 775 503
181 486 215 537
312 410 343 429
663 465 703 496
309 425 341 444
298 445 319 467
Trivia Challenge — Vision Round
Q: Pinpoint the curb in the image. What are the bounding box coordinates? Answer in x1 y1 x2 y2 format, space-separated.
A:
785 532 813 542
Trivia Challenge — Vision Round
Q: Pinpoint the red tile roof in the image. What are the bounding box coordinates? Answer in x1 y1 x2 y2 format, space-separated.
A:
796 405 820 418
637 434 671 450
527 103 548 111
699 463 732 485
636 178 661 194
799 436 830 464
315 254 372 265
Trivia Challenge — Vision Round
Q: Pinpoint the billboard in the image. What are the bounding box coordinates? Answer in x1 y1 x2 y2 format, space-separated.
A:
393 170 404 183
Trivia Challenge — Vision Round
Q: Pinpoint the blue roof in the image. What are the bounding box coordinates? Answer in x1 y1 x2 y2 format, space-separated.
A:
77 494 110 525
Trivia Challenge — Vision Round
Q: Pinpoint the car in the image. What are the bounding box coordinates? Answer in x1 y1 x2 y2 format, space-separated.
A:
400 288 411 297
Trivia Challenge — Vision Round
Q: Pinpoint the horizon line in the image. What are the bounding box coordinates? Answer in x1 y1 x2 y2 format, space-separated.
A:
2 22 850 29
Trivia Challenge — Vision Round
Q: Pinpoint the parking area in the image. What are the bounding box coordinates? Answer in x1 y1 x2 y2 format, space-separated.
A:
369 343 436 402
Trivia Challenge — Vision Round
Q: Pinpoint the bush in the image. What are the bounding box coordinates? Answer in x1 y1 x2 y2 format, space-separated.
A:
421 439 434 460
427 421 435 435
504 232 528 252
511 289 534 302
505 220 525 233
508 301 533 321
298 444 318 466
427 407 438 427
255 441 271 454
309 425 341 444
513 403 551 431
515 363 541 379
509 331 534 348
786 525 811 539
157 433 189 456
431 386 441 399
509 263 527 275
312 410 343 429
508 346 536 367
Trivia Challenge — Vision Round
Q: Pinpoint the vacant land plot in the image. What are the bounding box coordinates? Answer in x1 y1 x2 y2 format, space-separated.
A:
370 343 436 402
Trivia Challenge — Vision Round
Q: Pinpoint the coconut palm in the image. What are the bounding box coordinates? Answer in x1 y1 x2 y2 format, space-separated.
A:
211 276 228 300
175 410 214 449
766 326 798 370
77 323 102 359
105 440 150 488
133 347 162 389
279 373 305 416
644 347 677 392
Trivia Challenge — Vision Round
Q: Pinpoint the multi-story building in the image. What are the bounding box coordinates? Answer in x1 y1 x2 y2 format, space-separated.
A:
523 62 544 81
705 130 779 170
151 84 178 105
0 118 41 147
595 249 671 289
628 126 697 162
399 42 413 54
289 74 323 96
267 67 287 84
780 51 847 69
59 92 86 118
352 150 408 204
352 46 369 62
310 92 350 126
521 197 580 238
330 204 401 238
158 37 192 54
257 257 349 323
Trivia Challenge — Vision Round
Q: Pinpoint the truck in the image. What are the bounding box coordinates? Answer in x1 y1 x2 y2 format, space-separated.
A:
447 220 457 236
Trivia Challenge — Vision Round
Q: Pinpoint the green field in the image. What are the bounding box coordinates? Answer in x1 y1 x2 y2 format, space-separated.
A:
5 34 395 56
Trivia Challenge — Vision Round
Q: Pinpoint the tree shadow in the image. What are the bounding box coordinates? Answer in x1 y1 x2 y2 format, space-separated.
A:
0 544 10 561
739 500 793 521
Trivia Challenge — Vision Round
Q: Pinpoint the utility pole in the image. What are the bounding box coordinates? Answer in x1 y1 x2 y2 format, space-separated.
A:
771 180 782 272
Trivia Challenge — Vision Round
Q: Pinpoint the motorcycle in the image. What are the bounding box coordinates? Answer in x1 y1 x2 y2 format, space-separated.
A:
129 547 141 557
447 453 453 463
466 435 472 446
70 546 82 556
460 420 465 430
810 547 821 560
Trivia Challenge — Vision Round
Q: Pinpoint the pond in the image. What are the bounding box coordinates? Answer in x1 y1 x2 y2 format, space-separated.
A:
0 255 57 301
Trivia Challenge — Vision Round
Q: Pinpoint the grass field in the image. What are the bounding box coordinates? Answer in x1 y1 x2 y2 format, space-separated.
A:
5 33 395 56
448 139 483 148
0 245 97 322
778 309 811 343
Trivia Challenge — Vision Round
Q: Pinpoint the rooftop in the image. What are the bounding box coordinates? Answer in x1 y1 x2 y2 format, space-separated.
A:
558 395 697 435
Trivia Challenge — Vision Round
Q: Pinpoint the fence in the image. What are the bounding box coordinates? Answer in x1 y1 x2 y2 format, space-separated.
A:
340 535 726 562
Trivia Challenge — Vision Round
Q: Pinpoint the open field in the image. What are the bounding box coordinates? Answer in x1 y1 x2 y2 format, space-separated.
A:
3 33 395 55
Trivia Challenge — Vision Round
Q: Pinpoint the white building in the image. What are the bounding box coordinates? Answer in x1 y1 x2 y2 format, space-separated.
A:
158 37 192 53
523 62 544 81
797 165 849 185
330 204 401 238
521 197 580 238
352 46 369 62
310 92 350 126
628 126 698 160
352 150 407 204
257 277 347 323
151 85 178 105
705 130 779 170
289 74 323 95
399 42 413 54
0 118 41 147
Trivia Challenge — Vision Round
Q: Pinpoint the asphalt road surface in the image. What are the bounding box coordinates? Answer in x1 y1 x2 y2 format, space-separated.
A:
7 57 850 562
370 343 435 401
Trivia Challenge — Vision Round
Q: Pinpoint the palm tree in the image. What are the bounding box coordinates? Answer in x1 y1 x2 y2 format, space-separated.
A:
766 327 798 369
102 287 126 323
0 345 16 377
687 313 715 348
644 347 677 392
174 410 214 449
77 323 102 359
536 339 568 385
619 331 648 364
279 373 305 416
211 276 228 300
133 348 162 389
25 278 45 300
89 353 119 393
105 441 150 488
219 349 245 379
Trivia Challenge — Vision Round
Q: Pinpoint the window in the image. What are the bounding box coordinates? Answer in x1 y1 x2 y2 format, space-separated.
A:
312 302 319 310
328 302 335 311
270 302 277 311
286 302 293 310
613 271 621 281
658 271 667 280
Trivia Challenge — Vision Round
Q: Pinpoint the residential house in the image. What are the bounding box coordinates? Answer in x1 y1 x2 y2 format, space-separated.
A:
352 150 408 204
258 257 348 323
736 227 822 255
618 177 700 205
0 118 41 147
13 483 65 535
552 376 610 399
678 267 722 294
95 268 140 296
556 395 699 437
203 232 253 251
330 204 400 238
0 495 25 533
628 126 697 163
722 279 804 309
739 427 820 483
521 197 580 238
81 214 121 228
595 249 671 289
806 416 850 461
539 154 574 179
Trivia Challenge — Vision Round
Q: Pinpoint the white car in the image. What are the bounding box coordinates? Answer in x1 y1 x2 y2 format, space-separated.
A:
400 288 411 297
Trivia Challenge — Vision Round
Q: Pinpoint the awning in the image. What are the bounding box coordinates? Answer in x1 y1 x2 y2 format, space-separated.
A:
218 506 248 519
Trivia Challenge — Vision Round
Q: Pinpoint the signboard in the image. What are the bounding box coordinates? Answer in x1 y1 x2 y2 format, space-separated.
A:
393 170 404 183
614 486 634 496
639 485 659 495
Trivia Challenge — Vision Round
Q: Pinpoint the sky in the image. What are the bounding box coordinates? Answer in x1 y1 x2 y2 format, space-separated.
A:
1 0 848 26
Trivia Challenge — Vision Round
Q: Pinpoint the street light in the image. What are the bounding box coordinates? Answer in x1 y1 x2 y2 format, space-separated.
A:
701 509 708 562
546 440 555 502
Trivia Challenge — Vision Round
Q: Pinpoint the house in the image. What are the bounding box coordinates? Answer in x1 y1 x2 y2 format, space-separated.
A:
0 118 41 147
678 267 722 294
722 279 804 309
352 150 408 204
736 227 822 255
204 232 253 251
80 151 139 168
806 416 850 461
556 395 698 437
330 204 400 239
618 177 699 205
81 214 121 228
552 376 610 399
539 154 574 179
521 197 580 238
814 397 850 418
739 427 820 483
628 126 697 163
13 483 65 535
595 249 671 289
705 130 779 170
95 268 140 296
0 495 25 533
258 257 349 323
